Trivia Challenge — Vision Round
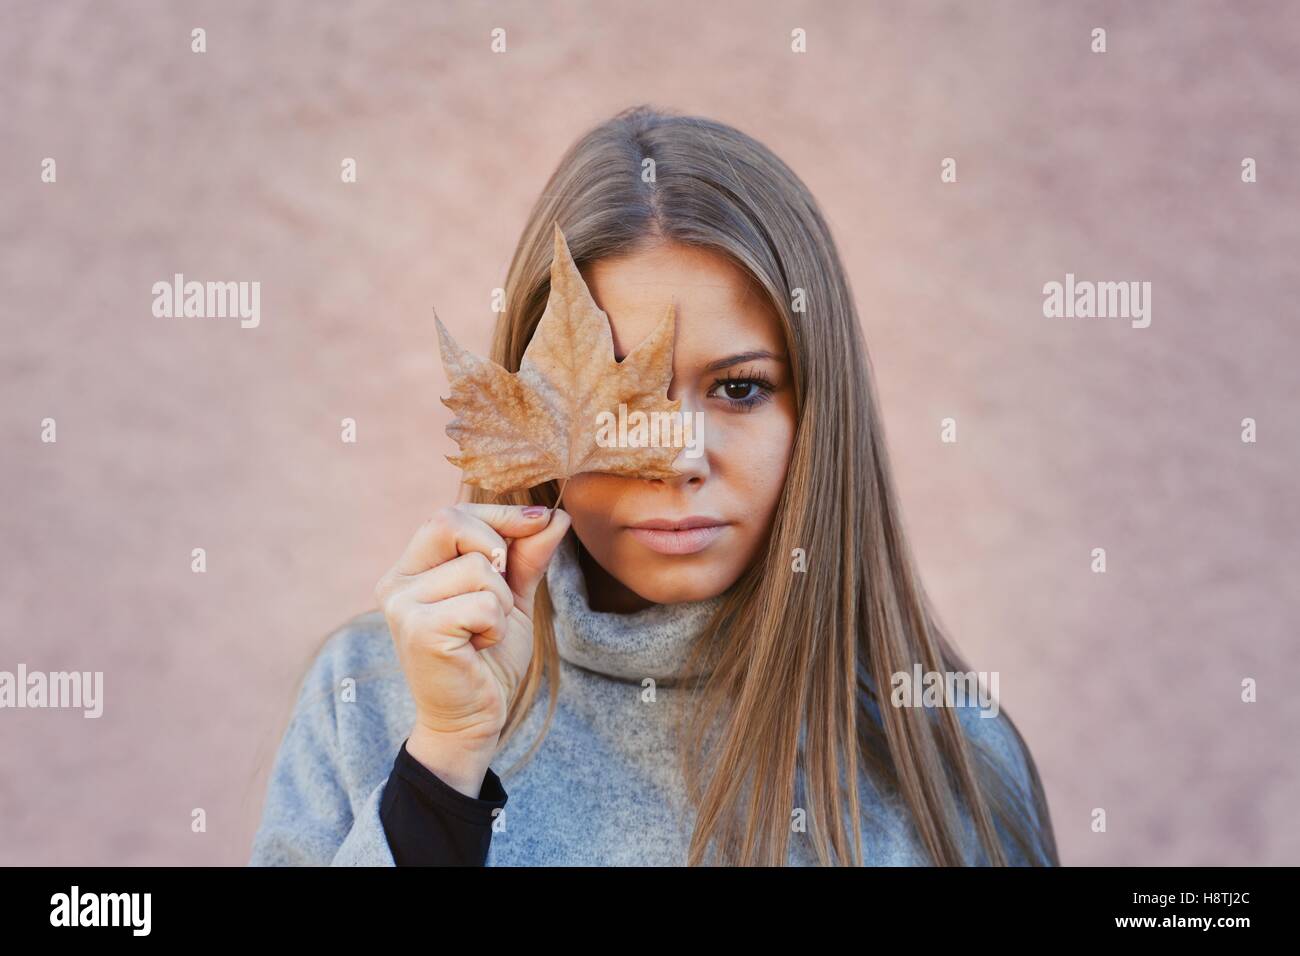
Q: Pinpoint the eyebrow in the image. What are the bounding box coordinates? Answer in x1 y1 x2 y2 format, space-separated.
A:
613 348 787 370
701 350 786 372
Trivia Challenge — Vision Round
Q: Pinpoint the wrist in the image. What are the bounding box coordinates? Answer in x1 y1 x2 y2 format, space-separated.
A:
405 725 499 799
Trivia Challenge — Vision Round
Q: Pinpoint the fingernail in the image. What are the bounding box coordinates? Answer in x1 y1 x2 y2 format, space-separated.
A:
522 505 546 518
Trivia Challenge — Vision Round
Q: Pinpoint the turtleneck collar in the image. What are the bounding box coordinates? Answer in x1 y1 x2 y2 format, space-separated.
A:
544 529 725 683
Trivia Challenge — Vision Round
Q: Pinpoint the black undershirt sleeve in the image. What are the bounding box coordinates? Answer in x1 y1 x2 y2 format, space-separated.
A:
379 738 508 866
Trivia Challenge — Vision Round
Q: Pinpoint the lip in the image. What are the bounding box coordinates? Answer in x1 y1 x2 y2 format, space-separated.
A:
626 516 729 555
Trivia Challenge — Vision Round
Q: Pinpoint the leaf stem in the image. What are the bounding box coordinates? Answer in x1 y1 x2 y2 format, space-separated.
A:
552 476 571 512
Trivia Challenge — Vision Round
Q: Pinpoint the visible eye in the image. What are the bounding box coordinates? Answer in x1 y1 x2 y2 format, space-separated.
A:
707 369 776 411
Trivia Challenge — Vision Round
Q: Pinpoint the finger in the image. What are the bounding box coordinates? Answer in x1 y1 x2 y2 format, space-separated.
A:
396 550 514 616
505 508 572 619
420 590 508 651
453 502 560 540
391 505 513 578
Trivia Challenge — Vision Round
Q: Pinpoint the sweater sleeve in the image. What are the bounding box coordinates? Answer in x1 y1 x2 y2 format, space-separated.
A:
248 632 399 867
379 738 508 865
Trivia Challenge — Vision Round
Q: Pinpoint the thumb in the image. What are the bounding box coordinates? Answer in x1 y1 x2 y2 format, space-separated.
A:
505 508 571 618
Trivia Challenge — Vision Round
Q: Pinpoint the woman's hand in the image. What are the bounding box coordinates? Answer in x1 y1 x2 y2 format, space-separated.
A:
373 502 571 795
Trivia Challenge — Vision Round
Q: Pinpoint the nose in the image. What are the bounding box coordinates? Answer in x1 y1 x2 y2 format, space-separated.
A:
653 396 708 487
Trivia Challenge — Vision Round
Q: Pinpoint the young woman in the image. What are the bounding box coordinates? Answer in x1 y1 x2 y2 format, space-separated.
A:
250 104 1058 867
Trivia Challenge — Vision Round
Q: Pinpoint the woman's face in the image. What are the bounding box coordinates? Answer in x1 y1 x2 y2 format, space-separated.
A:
563 240 797 612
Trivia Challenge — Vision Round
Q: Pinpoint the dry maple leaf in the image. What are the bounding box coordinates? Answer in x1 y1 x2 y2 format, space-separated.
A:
434 222 683 502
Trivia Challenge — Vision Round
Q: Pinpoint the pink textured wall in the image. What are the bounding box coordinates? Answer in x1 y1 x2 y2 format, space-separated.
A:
2 0 1296 865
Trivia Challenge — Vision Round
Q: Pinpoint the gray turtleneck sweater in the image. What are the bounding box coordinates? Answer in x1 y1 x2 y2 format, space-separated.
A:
249 529 1046 865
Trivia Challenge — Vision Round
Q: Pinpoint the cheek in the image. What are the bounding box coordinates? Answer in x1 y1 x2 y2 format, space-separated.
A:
711 404 797 513
560 473 624 541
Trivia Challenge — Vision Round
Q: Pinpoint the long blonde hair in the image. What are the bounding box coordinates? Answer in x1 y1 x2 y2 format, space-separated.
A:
476 104 1056 867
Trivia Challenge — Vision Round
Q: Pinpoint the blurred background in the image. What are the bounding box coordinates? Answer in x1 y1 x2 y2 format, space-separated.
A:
2 0 1297 865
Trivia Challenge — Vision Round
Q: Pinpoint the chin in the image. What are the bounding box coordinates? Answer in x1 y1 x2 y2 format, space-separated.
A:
615 555 736 605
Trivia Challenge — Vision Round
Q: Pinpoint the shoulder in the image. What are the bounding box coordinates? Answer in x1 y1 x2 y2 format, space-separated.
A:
315 609 400 682
952 702 1051 865
284 609 414 787
288 610 407 736
953 703 1030 789
251 610 408 864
